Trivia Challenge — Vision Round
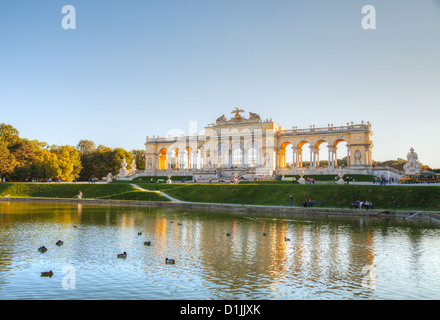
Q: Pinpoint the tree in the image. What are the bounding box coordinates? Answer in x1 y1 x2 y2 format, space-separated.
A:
131 149 146 171
0 140 17 177
77 141 133 181
51 145 82 181
76 140 96 154
32 147 61 180
0 123 21 148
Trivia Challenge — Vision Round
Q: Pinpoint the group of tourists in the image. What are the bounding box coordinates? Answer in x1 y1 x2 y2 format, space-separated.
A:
288 196 318 208
373 176 398 185
350 200 374 209
302 199 314 207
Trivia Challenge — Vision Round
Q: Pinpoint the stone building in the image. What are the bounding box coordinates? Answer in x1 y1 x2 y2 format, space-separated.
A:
138 109 377 180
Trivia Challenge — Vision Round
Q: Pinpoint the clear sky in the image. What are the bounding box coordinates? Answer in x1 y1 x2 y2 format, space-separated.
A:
1 1 439 167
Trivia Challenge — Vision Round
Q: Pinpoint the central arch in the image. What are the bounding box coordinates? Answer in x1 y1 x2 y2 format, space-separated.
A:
231 142 244 168
158 148 167 170
314 138 330 168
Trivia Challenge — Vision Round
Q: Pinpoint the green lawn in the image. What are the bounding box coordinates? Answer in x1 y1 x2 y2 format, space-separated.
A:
0 183 170 202
1 181 439 211
134 182 440 210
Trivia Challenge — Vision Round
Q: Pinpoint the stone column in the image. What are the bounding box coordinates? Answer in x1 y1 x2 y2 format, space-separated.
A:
167 152 172 171
328 145 338 168
292 147 299 168
193 151 198 170
179 153 185 170
315 147 320 167
175 150 180 170
298 148 303 168
327 145 333 168
309 146 316 168
367 146 372 166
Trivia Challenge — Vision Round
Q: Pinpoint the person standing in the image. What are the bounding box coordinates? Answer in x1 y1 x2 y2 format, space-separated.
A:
289 195 294 207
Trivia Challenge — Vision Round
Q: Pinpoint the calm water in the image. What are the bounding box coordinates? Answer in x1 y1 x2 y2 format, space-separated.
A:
0 201 439 300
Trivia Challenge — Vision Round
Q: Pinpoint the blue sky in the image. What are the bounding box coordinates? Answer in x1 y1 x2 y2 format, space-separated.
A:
1 1 439 166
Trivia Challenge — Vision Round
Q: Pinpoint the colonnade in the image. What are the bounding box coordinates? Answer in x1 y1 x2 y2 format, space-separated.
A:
278 143 351 169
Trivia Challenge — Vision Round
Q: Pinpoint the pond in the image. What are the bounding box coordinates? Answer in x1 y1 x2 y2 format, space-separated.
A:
0 201 439 300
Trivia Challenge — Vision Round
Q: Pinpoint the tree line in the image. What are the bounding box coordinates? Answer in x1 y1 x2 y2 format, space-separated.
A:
0 123 145 182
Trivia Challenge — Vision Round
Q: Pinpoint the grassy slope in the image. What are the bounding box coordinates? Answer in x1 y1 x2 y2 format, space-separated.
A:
1 182 439 210
0 183 170 202
135 182 440 210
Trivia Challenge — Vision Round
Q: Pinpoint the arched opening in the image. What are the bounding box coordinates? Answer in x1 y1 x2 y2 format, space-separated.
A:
280 142 294 168
218 144 228 168
247 142 260 168
170 148 179 170
183 147 193 170
297 141 310 168
196 146 204 169
158 148 167 170
315 140 329 168
232 143 243 168
334 139 348 167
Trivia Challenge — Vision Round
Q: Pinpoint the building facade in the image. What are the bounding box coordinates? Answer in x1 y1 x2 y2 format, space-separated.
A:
140 109 374 179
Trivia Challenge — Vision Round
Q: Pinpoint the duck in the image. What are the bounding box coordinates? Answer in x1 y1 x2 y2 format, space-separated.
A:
40 270 53 277
144 241 151 246
165 258 175 264
226 233 231 236
263 233 267 236
56 240 63 246
177 223 182 226
138 231 142 236
284 237 291 241
117 252 127 258
38 246 47 253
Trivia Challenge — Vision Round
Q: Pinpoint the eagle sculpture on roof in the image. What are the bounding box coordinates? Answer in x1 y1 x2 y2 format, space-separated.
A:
231 107 245 119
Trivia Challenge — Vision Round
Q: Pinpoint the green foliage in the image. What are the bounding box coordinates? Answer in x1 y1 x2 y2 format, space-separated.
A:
51 145 82 181
78 145 133 181
131 149 146 171
76 140 96 154
0 182 169 202
135 182 440 210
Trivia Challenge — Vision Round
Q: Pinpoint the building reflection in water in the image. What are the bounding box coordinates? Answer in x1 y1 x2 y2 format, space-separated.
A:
1 202 439 299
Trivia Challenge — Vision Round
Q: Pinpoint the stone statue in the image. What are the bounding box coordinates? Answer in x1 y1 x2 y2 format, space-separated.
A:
404 147 422 175
231 107 245 120
130 159 137 173
263 153 270 167
119 158 129 176
298 169 306 184
355 150 362 164
106 172 113 183
249 112 261 122
216 114 227 124
336 172 345 184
